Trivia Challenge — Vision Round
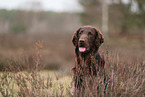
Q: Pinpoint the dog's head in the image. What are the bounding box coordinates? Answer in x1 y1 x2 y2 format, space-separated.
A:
72 26 104 53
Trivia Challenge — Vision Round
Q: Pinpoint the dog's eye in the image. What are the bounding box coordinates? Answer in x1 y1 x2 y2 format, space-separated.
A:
88 32 93 35
79 30 83 34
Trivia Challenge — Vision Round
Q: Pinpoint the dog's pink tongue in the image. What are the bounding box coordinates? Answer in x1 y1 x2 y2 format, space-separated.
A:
79 47 86 52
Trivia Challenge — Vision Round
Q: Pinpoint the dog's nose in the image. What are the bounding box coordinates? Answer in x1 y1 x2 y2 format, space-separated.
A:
79 39 85 42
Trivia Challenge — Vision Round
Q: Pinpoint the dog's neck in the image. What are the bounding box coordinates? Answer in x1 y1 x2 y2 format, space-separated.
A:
75 47 100 76
80 52 90 59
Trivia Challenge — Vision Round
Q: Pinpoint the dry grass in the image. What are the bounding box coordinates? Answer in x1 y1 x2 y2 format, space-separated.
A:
0 70 72 97
0 33 145 96
0 41 72 97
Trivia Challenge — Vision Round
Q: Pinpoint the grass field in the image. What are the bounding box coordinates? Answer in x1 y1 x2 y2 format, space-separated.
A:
0 70 72 97
0 33 145 96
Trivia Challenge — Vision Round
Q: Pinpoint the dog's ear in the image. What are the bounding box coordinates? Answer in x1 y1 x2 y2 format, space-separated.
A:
72 27 81 47
93 28 104 47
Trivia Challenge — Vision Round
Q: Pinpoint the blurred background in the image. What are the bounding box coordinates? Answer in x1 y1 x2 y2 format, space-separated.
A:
0 0 145 71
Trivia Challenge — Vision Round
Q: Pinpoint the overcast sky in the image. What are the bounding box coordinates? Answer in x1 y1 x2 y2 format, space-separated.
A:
0 0 83 12
0 0 133 12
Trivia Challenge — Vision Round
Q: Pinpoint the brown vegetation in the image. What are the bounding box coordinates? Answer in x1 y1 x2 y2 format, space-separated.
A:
0 1 145 96
0 32 144 96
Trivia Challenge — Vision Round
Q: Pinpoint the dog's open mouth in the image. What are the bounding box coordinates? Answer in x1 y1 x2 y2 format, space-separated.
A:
79 47 86 52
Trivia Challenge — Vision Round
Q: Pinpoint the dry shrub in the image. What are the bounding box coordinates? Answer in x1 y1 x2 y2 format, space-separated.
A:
0 33 73 96
0 38 144 97
0 41 50 96
72 50 145 97
0 33 73 71
4 41 44 72
0 41 71 97
104 50 145 97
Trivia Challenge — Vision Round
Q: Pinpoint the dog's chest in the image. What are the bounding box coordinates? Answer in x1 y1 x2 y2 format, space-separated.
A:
77 54 98 75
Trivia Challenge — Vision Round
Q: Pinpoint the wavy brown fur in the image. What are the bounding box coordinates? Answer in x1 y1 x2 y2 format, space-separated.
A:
71 26 105 95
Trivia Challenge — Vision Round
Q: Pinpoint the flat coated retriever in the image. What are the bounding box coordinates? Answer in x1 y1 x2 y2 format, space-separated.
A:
71 25 105 95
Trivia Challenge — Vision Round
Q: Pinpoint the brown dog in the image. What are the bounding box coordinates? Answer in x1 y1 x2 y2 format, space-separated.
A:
71 26 105 95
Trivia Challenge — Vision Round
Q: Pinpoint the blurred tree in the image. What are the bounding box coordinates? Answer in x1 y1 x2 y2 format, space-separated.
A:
115 0 145 35
0 9 17 21
10 10 28 34
79 0 145 37
79 0 102 25
78 0 109 38
10 1 43 34
11 22 27 34
102 0 109 38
